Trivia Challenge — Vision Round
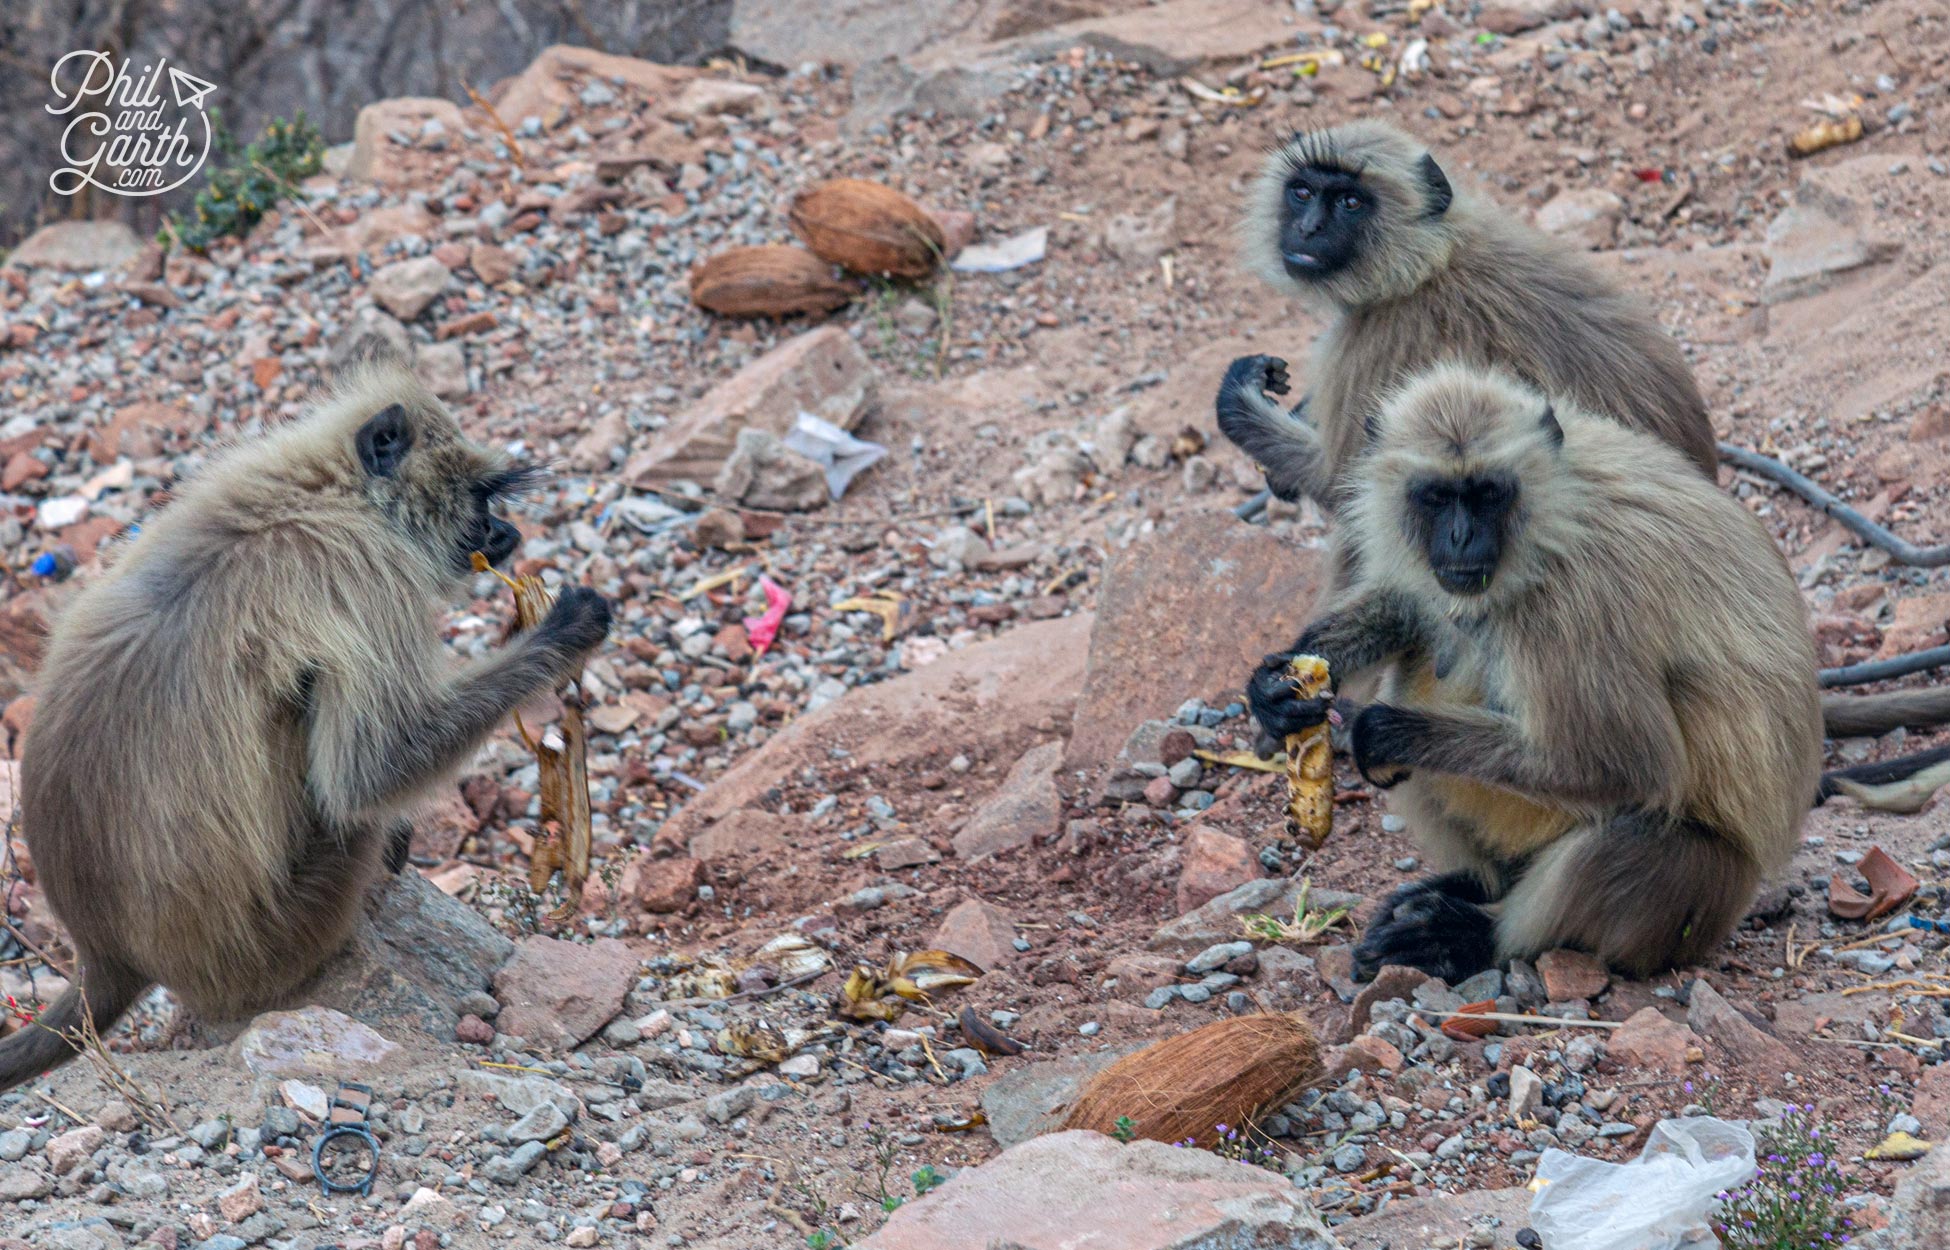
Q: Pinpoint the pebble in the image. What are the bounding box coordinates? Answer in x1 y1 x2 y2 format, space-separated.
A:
1185 941 1252 974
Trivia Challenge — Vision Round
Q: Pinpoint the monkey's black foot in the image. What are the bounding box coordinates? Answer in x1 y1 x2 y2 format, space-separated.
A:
1247 651 1335 754
1353 887 1496 983
385 820 414 875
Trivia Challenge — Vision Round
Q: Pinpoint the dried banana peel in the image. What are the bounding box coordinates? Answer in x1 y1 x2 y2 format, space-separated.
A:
474 552 592 921
1283 654 1334 849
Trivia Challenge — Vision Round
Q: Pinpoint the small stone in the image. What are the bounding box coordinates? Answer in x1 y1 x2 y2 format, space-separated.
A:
484 1141 548 1185
1509 1065 1544 1119
47 1125 106 1175
507 1102 570 1144
217 1173 264 1222
369 256 452 321
1185 941 1252 975
1535 949 1610 1001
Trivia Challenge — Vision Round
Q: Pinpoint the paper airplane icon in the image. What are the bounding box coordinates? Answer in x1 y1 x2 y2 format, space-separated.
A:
167 66 216 110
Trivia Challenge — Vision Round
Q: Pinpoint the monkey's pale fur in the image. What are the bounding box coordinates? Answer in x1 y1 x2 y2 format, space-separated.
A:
1329 365 1820 973
4 364 602 1091
1234 120 1718 508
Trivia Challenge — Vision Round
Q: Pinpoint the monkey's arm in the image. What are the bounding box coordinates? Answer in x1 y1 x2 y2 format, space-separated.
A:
1216 355 1332 506
1248 589 1428 744
1351 700 1684 809
305 588 611 822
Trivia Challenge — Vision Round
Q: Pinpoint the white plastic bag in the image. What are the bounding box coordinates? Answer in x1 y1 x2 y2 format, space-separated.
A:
1528 1116 1756 1250
780 412 886 500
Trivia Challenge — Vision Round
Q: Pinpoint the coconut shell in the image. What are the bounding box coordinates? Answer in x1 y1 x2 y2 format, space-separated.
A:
690 245 854 318
1059 1012 1322 1150
788 179 945 279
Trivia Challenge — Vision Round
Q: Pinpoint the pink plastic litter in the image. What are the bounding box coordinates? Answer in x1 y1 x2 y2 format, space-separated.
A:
745 576 791 655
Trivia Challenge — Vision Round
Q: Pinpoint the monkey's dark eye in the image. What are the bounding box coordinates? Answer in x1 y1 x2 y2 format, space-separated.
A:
1338 193 1364 213
1288 183 1313 204
1411 483 1452 510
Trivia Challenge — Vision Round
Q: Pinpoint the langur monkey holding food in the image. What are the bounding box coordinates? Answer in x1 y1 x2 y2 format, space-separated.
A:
1221 118 1950 743
2 361 611 1091
1258 364 1820 981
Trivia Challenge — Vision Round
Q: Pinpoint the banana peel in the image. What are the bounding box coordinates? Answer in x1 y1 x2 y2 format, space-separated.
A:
1283 654 1334 849
837 949 984 1022
473 552 591 921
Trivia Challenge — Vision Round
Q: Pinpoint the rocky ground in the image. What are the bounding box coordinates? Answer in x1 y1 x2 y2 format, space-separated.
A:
2 1 1950 1247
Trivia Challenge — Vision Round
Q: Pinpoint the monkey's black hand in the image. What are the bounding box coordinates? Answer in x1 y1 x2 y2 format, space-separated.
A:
540 586 613 659
1351 703 1421 788
1248 651 1335 757
1352 882 1496 983
1217 354 1292 418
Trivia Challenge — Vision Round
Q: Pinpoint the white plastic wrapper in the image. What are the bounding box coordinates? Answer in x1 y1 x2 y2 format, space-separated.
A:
781 412 887 500
1528 1117 1757 1250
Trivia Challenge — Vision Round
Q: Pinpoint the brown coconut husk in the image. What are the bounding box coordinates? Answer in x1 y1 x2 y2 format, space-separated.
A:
1058 1012 1322 1149
788 178 945 279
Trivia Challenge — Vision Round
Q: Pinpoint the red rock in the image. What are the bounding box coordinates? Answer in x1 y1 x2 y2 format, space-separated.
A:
853 1130 1337 1249
1173 826 1256 914
1 452 45 491
1102 952 1182 1002
1686 980 1798 1076
218 1172 263 1222
929 898 1018 972
1064 511 1322 770
1608 1007 1702 1076
433 242 471 268
87 400 199 463
491 935 639 1049
251 357 283 389
345 97 464 183
410 788 480 860
1350 965 1432 1036
1913 1062 1950 1136
1321 1034 1405 1081
1880 591 1950 656
470 244 516 286
952 741 1064 861
637 856 705 913
435 310 497 340
1536 949 1610 1001
691 810 793 862
658 616 1089 851
623 326 874 488
1142 776 1179 807
1158 729 1198 766
456 1014 494 1045
46 1125 104 1174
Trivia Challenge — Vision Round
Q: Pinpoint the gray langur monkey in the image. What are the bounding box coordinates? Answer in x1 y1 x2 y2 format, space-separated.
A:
1258 363 1820 981
1215 119 1718 511
1220 118 1950 743
2 361 611 1091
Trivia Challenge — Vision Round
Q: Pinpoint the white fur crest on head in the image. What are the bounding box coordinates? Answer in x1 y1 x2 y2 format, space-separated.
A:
1240 120 1464 311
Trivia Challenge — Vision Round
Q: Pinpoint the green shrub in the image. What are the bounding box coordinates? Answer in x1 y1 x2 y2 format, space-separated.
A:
163 112 324 252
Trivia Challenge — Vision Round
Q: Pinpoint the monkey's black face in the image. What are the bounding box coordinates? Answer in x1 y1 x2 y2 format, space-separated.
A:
458 467 541 572
1279 168 1374 281
1408 473 1517 595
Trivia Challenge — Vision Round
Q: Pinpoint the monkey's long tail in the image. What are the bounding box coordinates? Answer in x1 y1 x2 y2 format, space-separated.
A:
1817 744 1950 815
0 959 147 1094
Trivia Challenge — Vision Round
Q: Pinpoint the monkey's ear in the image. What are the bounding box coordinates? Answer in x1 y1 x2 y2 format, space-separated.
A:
356 404 414 477
1539 404 1564 447
1418 153 1454 218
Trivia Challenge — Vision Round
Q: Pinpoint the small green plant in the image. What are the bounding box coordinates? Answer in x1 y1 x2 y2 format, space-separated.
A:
1240 877 1352 945
911 1165 944 1195
163 112 324 252
851 1124 947 1217
1171 1123 1282 1171
1712 1103 1857 1250
806 1232 838 1249
1111 1115 1138 1143
1683 1072 1723 1116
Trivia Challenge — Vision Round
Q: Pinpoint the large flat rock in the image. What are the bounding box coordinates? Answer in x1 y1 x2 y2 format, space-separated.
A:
1065 511 1322 771
661 614 1091 849
856 1130 1338 1249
